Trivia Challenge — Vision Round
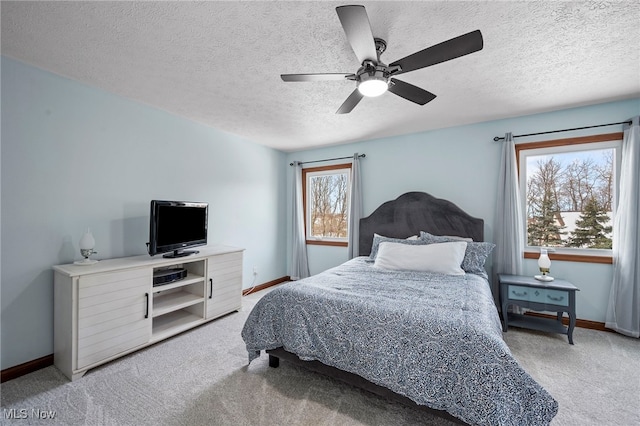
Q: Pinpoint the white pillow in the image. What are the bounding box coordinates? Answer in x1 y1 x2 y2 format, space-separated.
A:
373 241 467 275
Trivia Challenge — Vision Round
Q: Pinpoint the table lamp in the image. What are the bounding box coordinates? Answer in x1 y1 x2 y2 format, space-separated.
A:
535 248 553 282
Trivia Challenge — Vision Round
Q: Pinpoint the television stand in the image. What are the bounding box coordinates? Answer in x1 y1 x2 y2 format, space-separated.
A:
163 249 199 258
53 245 243 381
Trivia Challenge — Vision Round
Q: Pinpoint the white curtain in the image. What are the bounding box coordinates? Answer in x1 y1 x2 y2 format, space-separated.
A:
290 161 309 280
493 132 525 305
347 153 363 259
606 116 640 338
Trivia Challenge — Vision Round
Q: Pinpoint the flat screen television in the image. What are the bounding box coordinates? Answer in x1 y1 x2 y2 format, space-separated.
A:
148 200 208 258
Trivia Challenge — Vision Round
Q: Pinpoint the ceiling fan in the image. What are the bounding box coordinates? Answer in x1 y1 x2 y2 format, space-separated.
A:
281 5 483 114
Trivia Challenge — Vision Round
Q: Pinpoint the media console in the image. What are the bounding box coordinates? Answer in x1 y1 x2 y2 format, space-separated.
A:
53 245 243 381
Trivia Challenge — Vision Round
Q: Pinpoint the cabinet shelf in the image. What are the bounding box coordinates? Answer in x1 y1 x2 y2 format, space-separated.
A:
151 310 205 342
153 290 204 317
152 273 204 292
506 313 568 334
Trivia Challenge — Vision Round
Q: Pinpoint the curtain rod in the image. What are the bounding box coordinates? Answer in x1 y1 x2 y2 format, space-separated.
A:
493 120 632 142
289 153 365 166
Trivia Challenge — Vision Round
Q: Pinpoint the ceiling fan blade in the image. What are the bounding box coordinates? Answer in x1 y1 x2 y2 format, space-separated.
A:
336 5 378 64
281 73 355 82
390 30 483 75
388 79 437 105
336 89 364 114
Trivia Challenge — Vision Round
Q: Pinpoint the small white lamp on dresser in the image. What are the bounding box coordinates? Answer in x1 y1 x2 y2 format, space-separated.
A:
75 228 98 266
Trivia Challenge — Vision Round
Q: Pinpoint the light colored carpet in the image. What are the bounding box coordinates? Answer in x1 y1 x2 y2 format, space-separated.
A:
1 287 638 425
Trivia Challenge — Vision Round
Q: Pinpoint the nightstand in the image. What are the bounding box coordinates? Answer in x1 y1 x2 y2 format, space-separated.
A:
498 274 579 344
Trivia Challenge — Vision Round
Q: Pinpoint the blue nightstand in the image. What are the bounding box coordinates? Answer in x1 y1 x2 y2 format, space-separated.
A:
499 274 579 344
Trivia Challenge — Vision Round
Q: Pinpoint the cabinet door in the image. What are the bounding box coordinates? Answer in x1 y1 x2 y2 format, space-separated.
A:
77 268 152 369
206 252 242 319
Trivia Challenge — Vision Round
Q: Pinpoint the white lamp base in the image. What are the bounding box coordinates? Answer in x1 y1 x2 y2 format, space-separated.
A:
74 259 99 266
534 274 554 282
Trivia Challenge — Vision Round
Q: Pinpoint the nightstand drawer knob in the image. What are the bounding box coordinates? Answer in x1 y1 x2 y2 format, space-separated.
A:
547 295 565 302
512 290 527 297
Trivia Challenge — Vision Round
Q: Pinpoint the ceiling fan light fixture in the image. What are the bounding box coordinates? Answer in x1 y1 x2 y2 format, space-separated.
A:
357 65 390 98
358 78 388 97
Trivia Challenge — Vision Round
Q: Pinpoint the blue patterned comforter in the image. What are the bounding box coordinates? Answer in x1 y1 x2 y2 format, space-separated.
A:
241 257 558 425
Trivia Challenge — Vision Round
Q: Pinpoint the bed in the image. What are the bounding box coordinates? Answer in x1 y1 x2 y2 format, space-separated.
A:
241 192 558 425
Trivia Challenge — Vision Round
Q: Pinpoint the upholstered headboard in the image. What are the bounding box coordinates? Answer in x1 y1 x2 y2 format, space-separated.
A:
359 192 484 256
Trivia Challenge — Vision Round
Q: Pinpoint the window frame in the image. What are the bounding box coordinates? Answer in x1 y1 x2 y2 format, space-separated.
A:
516 132 623 264
302 163 352 247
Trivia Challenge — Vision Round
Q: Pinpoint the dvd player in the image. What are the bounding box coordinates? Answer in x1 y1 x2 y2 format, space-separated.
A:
153 268 187 286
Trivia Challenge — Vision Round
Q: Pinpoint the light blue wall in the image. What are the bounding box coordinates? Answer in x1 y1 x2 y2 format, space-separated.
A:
1 57 287 369
286 97 640 324
2 54 637 370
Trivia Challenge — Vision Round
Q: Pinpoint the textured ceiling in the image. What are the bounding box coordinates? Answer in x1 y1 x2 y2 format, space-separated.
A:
2 1 639 151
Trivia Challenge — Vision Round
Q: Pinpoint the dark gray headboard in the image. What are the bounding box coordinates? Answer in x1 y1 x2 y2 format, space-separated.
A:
359 192 484 256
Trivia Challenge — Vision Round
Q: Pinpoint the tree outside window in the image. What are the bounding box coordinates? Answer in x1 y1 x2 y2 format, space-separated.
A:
303 164 351 246
566 197 613 249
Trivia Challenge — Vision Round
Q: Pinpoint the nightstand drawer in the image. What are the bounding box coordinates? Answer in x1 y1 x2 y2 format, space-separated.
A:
539 288 569 306
526 287 569 306
508 285 569 306
508 285 531 301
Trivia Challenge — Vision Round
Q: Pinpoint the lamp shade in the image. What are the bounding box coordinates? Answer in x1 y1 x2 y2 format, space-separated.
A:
538 248 551 269
79 228 95 250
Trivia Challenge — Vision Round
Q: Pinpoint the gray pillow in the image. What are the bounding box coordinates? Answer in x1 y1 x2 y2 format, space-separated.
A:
420 231 495 275
368 233 427 261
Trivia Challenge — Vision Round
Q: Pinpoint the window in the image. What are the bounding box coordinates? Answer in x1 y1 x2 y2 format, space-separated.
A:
302 163 352 246
517 133 622 263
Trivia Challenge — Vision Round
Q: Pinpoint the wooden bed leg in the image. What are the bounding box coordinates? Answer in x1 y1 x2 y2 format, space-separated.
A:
268 354 280 368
